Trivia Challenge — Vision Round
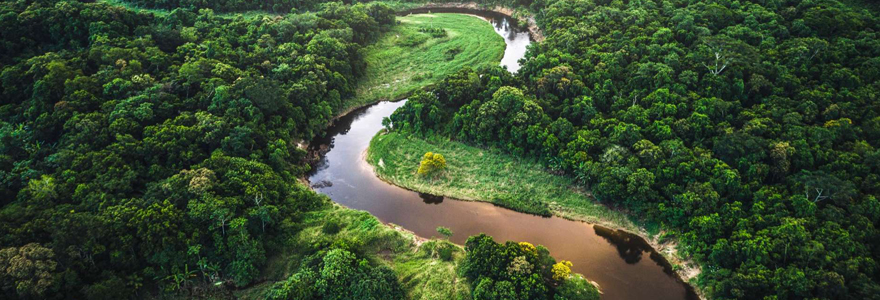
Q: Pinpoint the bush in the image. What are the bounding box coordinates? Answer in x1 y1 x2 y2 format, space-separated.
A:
398 31 428 47
492 194 552 217
322 219 342 234
417 152 447 176
438 244 454 261
444 46 462 61
555 274 601 300
418 26 447 38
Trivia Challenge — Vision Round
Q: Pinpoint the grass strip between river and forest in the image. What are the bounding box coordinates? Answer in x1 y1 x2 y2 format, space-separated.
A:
367 131 644 234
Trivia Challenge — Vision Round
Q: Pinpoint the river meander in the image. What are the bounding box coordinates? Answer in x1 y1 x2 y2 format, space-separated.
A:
308 11 698 300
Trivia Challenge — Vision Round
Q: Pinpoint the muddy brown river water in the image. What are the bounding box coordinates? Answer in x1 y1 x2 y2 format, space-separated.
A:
308 11 699 300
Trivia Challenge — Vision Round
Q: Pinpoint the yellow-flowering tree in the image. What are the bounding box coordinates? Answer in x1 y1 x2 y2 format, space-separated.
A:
552 260 573 281
417 152 447 176
518 242 537 255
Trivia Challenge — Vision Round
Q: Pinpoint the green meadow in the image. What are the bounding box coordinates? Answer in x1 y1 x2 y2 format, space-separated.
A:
345 13 505 110
367 132 642 233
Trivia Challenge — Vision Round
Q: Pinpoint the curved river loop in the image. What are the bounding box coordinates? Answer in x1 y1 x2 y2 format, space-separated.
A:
308 10 699 300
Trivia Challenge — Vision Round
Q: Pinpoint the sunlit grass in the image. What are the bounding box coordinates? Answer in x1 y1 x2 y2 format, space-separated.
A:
392 240 471 300
367 132 642 233
345 13 505 110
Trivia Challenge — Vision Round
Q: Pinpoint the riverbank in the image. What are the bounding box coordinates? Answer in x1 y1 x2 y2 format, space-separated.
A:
367 131 640 231
397 2 545 42
343 13 505 112
366 131 704 295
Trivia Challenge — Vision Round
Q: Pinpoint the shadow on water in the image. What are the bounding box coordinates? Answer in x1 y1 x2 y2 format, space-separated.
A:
309 105 373 152
594 225 700 300
594 225 650 265
419 193 444 204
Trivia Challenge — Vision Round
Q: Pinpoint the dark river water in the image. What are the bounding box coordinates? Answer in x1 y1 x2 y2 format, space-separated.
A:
308 11 698 300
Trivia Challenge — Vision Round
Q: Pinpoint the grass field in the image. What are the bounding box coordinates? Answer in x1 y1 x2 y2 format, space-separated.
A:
367 132 643 233
345 13 506 110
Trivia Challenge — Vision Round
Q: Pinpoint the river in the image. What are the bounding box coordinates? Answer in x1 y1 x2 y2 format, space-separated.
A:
308 11 698 300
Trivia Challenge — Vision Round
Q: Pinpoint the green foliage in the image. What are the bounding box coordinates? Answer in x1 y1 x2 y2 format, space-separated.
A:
350 13 505 108
267 207 466 300
387 0 880 298
0 0 396 298
266 248 405 300
367 131 636 230
444 46 463 61
436 226 453 239
437 244 454 262
492 193 552 217
391 240 470 300
418 26 448 38
462 234 599 300
322 218 343 234
554 274 600 300
0 243 57 298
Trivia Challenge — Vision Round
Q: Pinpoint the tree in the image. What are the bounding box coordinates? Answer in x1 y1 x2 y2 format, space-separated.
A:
551 260 573 282
0 243 57 298
418 152 447 176
698 35 756 76
555 274 600 300
792 171 855 204
437 226 453 239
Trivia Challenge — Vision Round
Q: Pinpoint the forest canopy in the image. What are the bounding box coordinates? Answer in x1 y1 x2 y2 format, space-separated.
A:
0 0 396 298
3 0 880 299
387 0 880 299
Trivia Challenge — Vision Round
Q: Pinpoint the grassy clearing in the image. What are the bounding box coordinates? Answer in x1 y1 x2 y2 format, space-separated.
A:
392 240 471 300
367 132 642 233
230 204 470 299
345 13 505 110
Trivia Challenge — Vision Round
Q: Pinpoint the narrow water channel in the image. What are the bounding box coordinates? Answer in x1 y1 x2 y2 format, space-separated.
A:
309 11 698 300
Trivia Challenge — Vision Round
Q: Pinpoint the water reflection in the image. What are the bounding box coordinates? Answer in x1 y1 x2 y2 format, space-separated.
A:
594 226 647 264
594 225 683 279
482 14 530 73
419 193 445 204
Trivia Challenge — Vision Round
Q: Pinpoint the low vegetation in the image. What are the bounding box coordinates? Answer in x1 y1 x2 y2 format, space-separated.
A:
367 130 639 232
347 13 505 110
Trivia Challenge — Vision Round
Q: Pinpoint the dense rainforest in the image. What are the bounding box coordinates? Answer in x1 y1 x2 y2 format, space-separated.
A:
0 0 402 298
3 0 880 299
388 0 880 299
0 0 598 299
